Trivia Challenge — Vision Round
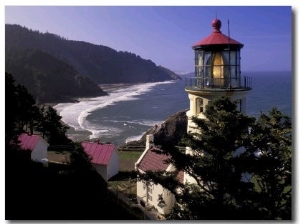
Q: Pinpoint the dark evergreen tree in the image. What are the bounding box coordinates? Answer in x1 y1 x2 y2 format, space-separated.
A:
14 84 36 131
5 72 39 219
139 96 256 219
6 72 41 137
5 72 70 145
68 142 95 175
5 72 19 144
139 97 292 220
244 108 292 219
35 105 46 138
57 143 111 219
42 106 71 145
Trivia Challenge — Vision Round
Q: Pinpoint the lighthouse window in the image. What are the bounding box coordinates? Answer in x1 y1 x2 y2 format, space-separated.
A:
197 98 204 113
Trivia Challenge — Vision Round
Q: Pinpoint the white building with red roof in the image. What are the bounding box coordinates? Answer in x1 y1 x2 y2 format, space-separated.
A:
81 141 119 181
18 133 48 163
135 134 183 215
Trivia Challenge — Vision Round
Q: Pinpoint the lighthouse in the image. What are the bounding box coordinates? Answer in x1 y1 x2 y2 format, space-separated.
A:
183 18 252 184
185 18 252 134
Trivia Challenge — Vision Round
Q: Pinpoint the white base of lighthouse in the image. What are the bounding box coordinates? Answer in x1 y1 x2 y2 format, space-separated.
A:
185 90 250 134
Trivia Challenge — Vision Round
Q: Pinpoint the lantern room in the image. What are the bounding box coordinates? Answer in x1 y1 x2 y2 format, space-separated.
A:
185 18 252 91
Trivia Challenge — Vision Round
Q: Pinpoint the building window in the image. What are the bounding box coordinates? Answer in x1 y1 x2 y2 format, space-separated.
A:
197 98 204 113
147 184 153 202
147 193 152 201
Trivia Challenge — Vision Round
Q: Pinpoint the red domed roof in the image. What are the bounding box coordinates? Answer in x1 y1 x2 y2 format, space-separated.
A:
192 18 243 49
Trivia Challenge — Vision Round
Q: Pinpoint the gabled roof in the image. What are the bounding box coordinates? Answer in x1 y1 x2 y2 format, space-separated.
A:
137 147 184 184
81 141 115 165
137 147 171 172
18 133 42 151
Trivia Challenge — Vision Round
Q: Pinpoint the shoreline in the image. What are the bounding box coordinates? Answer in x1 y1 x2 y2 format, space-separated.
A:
55 83 139 144
99 83 137 93
52 81 175 145
41 103 93 143
65 125 94 143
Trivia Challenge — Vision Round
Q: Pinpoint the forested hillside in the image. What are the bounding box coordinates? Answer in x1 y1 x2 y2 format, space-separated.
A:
5 24 181 84
5 47 108 103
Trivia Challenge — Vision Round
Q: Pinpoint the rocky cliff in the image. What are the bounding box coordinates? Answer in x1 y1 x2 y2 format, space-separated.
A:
122 109 188 148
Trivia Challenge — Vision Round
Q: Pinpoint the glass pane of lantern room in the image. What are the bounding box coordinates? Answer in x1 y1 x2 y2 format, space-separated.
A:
204 52 211 67
213 52 224 87
222 50 230 65
198 51 204 67
236 51 240 66
204 52 212 86
197 51 204 79
194 51 199 78
230 51 237 66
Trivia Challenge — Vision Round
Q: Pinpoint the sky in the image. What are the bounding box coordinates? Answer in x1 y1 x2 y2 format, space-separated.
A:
1 1 298 224
4 5 293 73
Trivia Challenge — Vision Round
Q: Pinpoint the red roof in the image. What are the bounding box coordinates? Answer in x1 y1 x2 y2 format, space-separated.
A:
81 141 115 165
137 147 184 184
192 18 243 49
18 133 41 151
138 147 171 172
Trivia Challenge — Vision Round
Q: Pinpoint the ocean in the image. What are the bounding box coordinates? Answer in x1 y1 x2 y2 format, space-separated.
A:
54 71 292 146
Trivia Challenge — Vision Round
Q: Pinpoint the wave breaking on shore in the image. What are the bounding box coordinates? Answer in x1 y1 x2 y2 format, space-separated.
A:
54 81 175 143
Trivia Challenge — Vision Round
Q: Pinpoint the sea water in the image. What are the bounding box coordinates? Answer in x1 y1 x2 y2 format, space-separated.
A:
54 71 292 146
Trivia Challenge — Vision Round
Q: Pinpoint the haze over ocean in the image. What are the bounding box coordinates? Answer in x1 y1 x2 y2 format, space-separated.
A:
54 71 292 146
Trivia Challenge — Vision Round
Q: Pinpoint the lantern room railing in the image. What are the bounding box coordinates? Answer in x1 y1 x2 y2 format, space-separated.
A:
185 76 252 91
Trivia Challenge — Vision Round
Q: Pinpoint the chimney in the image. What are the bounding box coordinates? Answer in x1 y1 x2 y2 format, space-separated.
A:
146 134 154 150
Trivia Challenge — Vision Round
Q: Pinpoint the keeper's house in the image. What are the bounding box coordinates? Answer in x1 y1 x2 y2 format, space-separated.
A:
135 134 183 215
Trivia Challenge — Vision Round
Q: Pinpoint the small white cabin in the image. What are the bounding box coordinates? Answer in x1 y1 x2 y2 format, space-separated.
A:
81 141 119 181
18 133 48 163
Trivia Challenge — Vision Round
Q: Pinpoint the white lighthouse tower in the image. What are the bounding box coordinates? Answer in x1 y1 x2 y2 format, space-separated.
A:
185 18 252 134
183 18 252 184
